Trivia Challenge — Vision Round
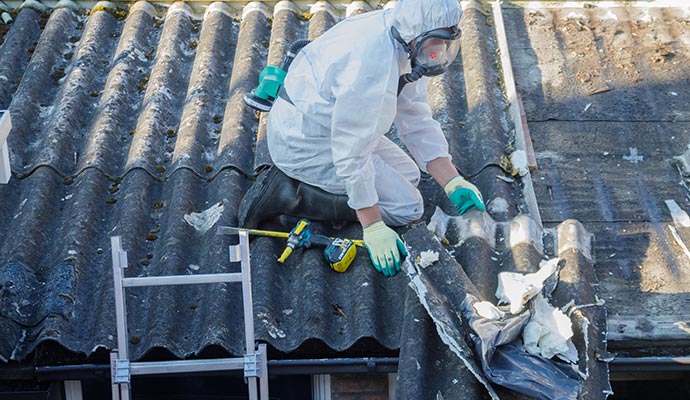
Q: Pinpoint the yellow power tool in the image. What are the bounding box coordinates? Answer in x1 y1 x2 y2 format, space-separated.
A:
217 219 363 273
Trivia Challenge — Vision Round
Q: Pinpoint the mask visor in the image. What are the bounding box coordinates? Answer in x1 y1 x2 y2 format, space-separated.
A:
416 37 460 72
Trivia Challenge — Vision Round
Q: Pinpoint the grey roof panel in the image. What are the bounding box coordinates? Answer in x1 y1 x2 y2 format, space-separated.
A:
505 6 690 123
506 4 690 349
0 1 611 396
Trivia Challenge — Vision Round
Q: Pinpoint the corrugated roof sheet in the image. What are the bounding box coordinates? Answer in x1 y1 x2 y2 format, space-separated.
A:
505 3 690 352
0 0 612 397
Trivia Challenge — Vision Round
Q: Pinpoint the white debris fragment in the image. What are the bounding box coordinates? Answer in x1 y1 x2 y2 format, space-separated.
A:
583 103 592 113
523 294 577 362
282 309 293 316
668 225 690 262
68 250 78 255
602 151 609 156
670 92 678 96
622 147 643 163
188 264 200 271
452 378 459 385
496 175 514 183
257 312 286 339
556 340 579 364
183 202 224 234
496 258 560 314
664 199 690 228
510 150 529 176
418 250 439 268
427 207 451 238
473 301 505 320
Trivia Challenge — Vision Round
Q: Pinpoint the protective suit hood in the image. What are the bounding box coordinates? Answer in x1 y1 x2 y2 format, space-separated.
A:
391 0 462 43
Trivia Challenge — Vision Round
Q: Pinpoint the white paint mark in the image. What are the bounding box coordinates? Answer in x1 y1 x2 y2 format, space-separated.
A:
183 202 224 234
622 147 643 163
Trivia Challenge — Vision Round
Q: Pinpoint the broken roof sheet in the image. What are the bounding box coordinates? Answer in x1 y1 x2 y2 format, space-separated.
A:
504 2 690 353
0 0 612 397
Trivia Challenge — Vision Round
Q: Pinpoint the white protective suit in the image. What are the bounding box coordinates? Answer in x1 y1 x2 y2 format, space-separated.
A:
267 0 462 226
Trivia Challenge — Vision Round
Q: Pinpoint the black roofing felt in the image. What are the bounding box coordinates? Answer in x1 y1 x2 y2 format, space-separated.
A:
0 0 612 397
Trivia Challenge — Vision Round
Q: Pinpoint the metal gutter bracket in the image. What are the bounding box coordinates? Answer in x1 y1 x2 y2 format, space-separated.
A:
112 358 130 385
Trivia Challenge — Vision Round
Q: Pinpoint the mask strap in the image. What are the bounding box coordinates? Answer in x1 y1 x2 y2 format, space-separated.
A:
397 65 426 96
390 26 411 54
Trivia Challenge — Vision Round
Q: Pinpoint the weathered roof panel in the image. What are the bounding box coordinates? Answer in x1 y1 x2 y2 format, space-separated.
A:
0 0 614 397
506 3 690 349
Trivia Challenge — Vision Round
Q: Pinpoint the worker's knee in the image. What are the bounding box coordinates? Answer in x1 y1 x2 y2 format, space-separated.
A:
380 192 424 227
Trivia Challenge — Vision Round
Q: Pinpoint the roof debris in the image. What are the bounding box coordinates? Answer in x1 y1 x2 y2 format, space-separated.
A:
416 250 439 268
183 202 224 234
664 199 690 227
473 301 505 320
496 258 560 314
523 294 578 363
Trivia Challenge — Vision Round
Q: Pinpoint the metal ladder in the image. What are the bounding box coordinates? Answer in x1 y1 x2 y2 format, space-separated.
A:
109 230 268 400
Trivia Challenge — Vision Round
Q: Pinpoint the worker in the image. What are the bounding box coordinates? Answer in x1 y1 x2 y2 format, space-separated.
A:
239 0 485 277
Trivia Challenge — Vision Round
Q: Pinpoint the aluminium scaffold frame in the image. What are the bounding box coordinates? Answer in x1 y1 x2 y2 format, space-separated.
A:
109 230 268 400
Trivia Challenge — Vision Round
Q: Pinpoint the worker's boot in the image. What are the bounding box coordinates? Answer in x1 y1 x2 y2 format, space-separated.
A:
238 166 357 228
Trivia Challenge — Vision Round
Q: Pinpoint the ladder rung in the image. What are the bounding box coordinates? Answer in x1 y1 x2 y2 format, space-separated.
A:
122 273 242 287
129 358 245 376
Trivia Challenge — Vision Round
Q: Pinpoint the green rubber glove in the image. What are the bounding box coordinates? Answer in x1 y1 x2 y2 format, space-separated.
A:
444 176 486 215
363 221 408 277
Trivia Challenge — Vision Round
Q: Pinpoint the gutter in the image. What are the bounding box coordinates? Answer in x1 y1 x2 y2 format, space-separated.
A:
610 356 690 372
27 356 690 381
34 357 399 381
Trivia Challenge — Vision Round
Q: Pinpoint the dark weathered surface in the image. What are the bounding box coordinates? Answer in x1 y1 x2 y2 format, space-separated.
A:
506 3 690 352
0 0 614 397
